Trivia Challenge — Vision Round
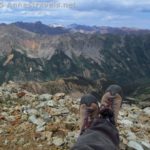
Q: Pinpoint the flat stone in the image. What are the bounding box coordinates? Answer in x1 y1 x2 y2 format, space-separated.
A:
42 113 52 123
36 125 45 132
120 119 133 127
0 129 3 134
47 100 56 107
52 137 64 146
38 94 52 101
26 109 38 115
127 131 137 140
4 139 8 145
36 102 47 108
28 115 45 126
1 112 8 118
59 99 66 106
141 141 150 150
127 141 144 150
143 107 150 116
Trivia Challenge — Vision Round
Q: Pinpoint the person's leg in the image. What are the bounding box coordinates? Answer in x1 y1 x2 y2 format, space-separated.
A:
71 88 122 150
72 118 120 150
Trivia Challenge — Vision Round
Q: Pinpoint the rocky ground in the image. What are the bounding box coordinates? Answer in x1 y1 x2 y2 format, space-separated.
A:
0 82 150 150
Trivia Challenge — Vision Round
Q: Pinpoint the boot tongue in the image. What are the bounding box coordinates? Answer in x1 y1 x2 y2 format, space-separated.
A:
99 108 115 125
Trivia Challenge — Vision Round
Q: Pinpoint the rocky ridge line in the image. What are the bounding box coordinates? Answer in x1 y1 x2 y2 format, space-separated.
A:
0 82 150 150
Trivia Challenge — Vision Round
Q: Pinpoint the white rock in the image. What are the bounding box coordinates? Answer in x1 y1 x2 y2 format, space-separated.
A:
36 125 45 132
26 109 38 115
36 102 47 108
38 94 52 101
47 100 56 107
52 137 64 146
0 129 3 134
120 119 133 127
4 139 8 145
141 141 150 150
1 112 8 118
127 131 136 140
42 113 52 122
11 93 18 99
143 107 150 116
59 99 65 106
67 132 75 137
28 115 45 126
128 141 144 150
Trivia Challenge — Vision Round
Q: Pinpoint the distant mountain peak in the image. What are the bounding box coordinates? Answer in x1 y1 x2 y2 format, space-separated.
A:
49 23 65 28
11 21 69 35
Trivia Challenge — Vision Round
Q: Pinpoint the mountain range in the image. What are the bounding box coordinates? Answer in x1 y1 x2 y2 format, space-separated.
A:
0 22 150 87
12 21 150 35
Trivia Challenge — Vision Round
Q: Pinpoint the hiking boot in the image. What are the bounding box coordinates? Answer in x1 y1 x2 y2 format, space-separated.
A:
79 94 99 134
100 85 122 125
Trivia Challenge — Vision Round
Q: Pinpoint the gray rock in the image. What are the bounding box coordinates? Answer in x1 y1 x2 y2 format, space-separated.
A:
4 139 8 145
42 113 52 123
46 100 56 107
127 141 144 150
143 107 150 116
141 141 150 150
120 119 133 127
36 101 47 108
6 115 16 122
26 109 38 115
10 93 18 99
65 131 79 148
58 99 65 106
1 112 9 118
127 131 137 141
0 129 3 134
36 125 45 132
38 94 52 101
28 115 45 126
52 137 64 146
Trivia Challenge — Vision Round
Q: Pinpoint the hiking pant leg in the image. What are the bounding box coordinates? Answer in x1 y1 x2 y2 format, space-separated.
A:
71 119 120 150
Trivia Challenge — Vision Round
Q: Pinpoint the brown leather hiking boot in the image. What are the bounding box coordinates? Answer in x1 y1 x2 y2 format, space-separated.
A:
100 85 123 125
79 94 99 134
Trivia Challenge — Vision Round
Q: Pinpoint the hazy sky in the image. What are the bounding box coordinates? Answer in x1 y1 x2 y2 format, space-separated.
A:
0 0 150 29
